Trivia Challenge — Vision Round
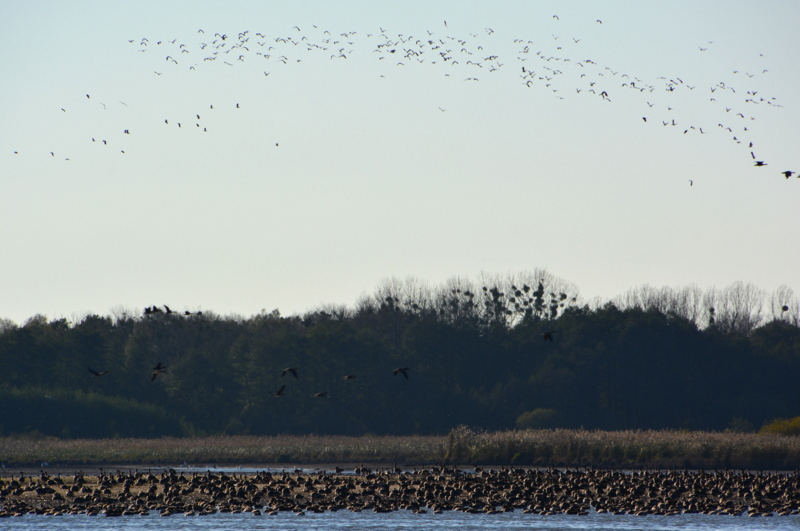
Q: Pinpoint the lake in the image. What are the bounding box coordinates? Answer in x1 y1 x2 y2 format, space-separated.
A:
4 510 800 531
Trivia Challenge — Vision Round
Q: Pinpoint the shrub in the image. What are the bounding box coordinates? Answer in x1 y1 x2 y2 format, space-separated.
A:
760 416 800 436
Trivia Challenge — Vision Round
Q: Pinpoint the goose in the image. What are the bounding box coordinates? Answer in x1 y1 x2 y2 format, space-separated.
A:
393 367 410 379
87 367 109 377
151 362 167 381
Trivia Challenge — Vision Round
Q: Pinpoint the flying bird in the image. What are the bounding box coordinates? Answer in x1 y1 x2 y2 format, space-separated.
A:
393 367 410 379
343 374 356 380
87 367 109 377
151 362 167 381
781 171 795 178
270 385 286 397
314 392 329 398
281 367 298 379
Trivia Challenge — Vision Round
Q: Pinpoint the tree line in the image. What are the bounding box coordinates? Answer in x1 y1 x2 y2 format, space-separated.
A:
1 271 798 438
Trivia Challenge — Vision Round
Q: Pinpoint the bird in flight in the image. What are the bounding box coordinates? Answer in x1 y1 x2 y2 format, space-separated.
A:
270 385 286 397
781 170 795 178
342 374 356 380
754 161 767 166
393 367 410 379
314 391 329 398
87 367 109 377
282 367 299 379
151 362 167 381
688 180 693 186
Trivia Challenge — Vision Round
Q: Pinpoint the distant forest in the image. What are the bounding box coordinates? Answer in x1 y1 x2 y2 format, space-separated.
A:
1 271 799 439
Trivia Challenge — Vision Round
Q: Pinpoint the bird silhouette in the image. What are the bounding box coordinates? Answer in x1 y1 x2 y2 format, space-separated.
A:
282 367 299 379
393 367 410 379
314 391 329 398
151 362 167 381
270 385 286 397
87 367 109 377
342 374 356 381
781 171 795 178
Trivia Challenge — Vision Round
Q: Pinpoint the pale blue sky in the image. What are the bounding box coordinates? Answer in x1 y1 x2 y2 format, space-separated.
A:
2 1 799 324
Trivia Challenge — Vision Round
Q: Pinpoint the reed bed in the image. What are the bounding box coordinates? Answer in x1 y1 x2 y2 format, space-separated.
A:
446 427 800 469
0 434 445 468
2 429 800 469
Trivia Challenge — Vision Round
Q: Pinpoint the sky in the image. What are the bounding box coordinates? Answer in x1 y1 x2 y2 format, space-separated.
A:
1 0 799 324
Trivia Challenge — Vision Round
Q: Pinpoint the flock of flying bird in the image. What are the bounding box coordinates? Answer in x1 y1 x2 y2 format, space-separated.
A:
264 366 410 400
83 304 419 397
8 16 796 181
83 303 559 398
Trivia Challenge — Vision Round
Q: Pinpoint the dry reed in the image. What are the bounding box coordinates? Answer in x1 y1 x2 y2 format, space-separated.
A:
446 427 800 469
2 429 800 469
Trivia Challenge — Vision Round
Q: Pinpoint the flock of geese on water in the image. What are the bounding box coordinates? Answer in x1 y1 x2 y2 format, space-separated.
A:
2 467 800 517
9 16 796 181
83 303 557 396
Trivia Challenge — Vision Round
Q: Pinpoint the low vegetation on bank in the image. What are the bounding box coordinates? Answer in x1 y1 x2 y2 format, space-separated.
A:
3 428 800 470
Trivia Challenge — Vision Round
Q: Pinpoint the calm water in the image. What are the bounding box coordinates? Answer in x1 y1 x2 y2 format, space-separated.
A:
4 510 800 531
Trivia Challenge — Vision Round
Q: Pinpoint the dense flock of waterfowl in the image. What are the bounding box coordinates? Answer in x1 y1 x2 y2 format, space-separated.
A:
3 467 800 517
9 16 796 180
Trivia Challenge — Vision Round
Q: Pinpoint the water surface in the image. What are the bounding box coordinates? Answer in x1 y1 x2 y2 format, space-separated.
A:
6 510 800 531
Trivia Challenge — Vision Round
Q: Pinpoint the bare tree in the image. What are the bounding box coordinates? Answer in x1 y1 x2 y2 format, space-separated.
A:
770 285 799 326
400 276 434 315
434 276 480 324
714 281 765 335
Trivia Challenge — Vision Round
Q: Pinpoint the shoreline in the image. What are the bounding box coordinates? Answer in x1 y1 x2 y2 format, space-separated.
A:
5 463 800 479
4 429 800 471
